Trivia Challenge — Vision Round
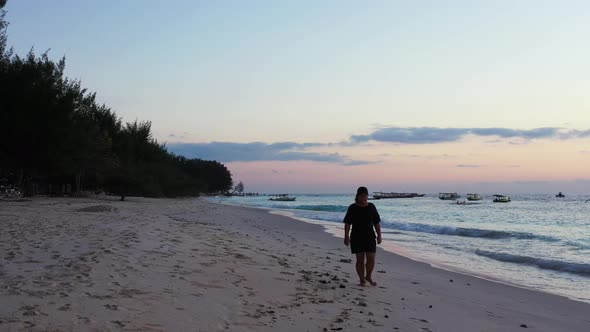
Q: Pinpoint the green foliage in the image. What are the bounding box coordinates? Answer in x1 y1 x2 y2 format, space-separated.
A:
0 10 7 57
0 13 233 197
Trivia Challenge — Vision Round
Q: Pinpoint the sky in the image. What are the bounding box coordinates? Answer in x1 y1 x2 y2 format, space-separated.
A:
4 0 590 194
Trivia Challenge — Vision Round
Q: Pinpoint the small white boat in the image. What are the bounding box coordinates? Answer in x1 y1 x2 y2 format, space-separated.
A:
466 193 482 201
493 194 511 203
269 194 296 201
439 192 460 200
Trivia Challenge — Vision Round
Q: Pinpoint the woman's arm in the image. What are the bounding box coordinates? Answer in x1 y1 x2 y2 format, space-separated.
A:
375 223 382 244
344 223 351 246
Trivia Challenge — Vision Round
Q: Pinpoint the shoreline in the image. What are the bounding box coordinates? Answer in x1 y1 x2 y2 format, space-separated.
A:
264 205 590 305
1 197 589 331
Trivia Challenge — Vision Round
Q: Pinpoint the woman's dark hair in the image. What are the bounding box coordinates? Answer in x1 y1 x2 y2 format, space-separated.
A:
355 186 369 203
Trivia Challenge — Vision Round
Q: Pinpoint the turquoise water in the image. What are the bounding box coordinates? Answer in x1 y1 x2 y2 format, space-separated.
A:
208 193 590 303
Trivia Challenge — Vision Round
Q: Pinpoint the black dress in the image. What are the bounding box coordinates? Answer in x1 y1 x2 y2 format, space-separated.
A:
343 203 381 253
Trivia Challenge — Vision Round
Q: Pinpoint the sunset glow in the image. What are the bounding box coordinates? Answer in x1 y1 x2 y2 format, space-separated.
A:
6 1 590 193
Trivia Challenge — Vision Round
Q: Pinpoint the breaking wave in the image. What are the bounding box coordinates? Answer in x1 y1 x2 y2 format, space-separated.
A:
475 250 590 276
292 205 348 212
380 221 561 242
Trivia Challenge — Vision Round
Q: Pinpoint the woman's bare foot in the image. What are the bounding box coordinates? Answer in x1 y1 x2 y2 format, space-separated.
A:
359 279 367 286
365 278 377 286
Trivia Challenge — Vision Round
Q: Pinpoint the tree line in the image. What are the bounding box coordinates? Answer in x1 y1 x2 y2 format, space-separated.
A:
0 9 233 198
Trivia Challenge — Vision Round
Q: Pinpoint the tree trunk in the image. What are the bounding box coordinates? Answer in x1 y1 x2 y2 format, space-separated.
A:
75 173 81 193
17 168 23 188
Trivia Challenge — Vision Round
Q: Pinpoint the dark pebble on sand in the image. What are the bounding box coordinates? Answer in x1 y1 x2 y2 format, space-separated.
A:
377 270 386 273
401 297 405 300
429 305 433 308
339 259 352 263
520 324 528 328
385 314 389 318
449 279 454 282
339 284 346 288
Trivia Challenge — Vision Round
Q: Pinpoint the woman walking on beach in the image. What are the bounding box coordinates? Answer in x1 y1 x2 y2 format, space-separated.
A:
343 186 382 286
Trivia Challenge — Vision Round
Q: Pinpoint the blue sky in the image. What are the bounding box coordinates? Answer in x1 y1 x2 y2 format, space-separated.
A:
4 1 590 193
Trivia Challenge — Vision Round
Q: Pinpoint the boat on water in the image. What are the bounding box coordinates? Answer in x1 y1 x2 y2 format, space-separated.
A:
493 194 511 203
439 192 460 200
372 192 424 199
269 194 296 201
466 193 482 201
556 192 565 198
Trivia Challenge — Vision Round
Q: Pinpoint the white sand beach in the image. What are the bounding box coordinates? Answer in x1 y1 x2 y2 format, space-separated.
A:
1 197 589 331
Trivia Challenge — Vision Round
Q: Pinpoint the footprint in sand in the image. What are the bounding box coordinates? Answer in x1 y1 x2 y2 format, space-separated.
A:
111 320 128 327
58 304 71 311
104 304 118 311
22 321 35 328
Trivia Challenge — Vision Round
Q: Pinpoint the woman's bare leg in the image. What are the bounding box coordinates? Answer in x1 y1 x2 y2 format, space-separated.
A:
365 252 377 286
355 253 366 286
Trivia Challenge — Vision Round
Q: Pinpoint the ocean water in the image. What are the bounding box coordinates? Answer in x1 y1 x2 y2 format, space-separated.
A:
207 193 590 303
